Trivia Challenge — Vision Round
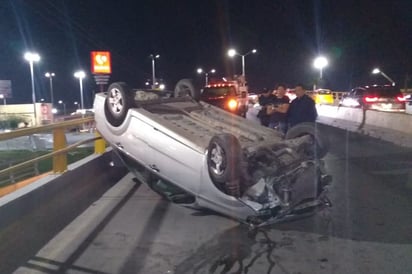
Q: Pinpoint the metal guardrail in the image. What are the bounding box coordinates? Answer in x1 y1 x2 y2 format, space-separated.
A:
0 117 106 189
0 117 94 141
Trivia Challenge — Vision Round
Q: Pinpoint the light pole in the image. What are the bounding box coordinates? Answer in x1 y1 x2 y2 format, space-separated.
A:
372 68 395 86
313 56 328 80
58 100 66 115
197 68 216 86
24 51 41 126
227 48 257 78
45 72 55 107
74 70 86 109
149 54 160 89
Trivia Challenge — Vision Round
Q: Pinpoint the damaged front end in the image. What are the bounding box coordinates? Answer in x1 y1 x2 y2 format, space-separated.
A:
239 135 332 227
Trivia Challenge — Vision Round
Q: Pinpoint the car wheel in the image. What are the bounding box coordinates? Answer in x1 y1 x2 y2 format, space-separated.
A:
174 79 200 101
285 122 329 159
104 82 134 127
207 134 242 197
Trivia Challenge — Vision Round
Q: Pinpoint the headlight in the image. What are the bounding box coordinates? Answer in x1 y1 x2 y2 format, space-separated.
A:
227 99 238 110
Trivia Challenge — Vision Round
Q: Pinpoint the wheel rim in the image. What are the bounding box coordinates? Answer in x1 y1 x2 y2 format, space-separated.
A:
210 142 226 175
108 88 124 116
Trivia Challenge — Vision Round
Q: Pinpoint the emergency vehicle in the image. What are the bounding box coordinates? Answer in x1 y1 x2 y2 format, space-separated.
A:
200 76 249 117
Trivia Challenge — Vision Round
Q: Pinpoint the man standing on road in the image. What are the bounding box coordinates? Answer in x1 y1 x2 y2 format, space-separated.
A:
266 84 290 134
257 88 275 127
287 84 317 128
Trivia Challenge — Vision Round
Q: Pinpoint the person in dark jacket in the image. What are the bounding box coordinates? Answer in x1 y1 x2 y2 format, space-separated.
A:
257 88 275 127
287 84 318 128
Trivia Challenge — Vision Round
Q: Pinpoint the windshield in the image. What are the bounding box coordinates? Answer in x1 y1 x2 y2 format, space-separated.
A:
201 86 236 97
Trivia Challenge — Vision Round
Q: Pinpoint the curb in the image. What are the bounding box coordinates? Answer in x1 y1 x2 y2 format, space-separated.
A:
0 172 51 198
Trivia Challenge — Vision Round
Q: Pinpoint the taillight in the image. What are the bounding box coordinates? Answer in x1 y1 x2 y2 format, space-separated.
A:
396 95 406 102
227 99 238 110
364 96 378 103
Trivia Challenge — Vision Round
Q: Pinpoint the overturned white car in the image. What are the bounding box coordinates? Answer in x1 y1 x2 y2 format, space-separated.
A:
94 80 332 227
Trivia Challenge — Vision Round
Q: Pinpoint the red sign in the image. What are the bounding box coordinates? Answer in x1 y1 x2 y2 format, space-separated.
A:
91 51 111 74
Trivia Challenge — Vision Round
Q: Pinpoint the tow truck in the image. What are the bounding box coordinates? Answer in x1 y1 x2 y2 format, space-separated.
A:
200 76 249 117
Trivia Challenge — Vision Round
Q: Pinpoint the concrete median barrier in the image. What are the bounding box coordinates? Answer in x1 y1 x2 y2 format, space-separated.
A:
316 105 412 148
0 150 129 273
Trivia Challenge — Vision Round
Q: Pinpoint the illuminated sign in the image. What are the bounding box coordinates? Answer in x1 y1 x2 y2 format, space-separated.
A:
0 80 12 98
91 51 111 74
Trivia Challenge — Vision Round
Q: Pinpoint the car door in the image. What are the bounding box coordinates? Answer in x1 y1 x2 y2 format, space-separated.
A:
145 125 203 195
120 114 154 167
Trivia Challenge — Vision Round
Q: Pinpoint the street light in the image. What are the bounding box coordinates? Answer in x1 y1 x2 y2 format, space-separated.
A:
313 56 328 79
74 70 86 109
45 72 55 107
149 54 160 89
372 68 395 85
24 51 41 125
227 48 257 78
74 101 79 109
58 100 66 115
197 68 216 85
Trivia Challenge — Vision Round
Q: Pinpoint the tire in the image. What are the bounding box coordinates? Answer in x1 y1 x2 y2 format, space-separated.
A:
207 134 242 197
285 122 329 159
174 78 200 101
104 82 134 127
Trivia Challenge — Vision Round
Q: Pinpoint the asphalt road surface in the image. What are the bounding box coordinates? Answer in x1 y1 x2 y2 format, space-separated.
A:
3 124 412 274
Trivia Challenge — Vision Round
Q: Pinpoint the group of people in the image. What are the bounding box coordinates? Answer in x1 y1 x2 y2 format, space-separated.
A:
257 84 318 134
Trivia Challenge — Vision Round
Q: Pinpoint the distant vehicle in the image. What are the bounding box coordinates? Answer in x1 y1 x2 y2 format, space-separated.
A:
200 79 249 117
70 108 95 116
405 93 412 114
248 92 259 105
313 89 334 105
94 80 332 227
339 85 406 111
286 89 297 102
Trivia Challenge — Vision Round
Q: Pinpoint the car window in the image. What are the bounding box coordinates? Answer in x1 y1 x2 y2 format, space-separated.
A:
367 87 401 96
353 89 364 96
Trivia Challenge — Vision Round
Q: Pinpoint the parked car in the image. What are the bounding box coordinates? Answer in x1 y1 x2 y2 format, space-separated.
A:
285 89 297 102
94 80 332 227
405 94 412 114
313 89 334 105
339 85 406 111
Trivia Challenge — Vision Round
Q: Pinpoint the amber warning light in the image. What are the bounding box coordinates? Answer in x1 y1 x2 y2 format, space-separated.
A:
91 51 111 74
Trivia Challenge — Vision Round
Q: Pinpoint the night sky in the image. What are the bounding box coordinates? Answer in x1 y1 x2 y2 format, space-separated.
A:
0 0 411 108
